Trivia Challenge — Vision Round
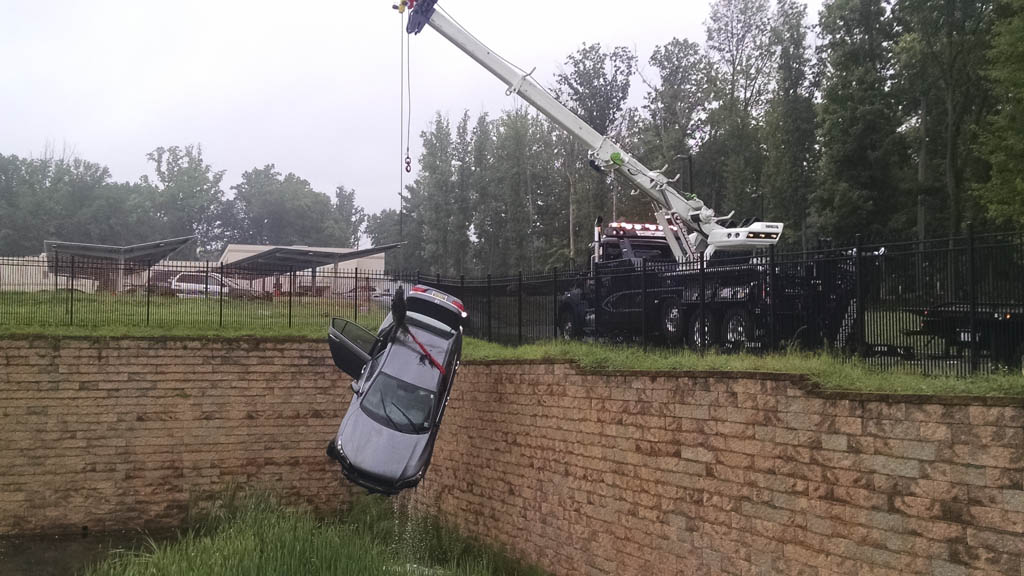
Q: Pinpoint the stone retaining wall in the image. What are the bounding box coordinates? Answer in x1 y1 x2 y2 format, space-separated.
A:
2 338 1022 575
413 362 1024 576
0 338 354 533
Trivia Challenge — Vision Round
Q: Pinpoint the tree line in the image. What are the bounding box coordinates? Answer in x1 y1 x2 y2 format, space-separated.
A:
371 0 1024 274
3 0 1023 275
0 145 365 259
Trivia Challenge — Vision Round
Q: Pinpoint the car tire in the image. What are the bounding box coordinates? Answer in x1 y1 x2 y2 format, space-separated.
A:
688 309 719 348
661 299 685 346
721 307 753 347
559 307 581 340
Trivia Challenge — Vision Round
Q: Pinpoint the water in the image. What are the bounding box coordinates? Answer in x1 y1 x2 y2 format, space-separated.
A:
0 531 162 576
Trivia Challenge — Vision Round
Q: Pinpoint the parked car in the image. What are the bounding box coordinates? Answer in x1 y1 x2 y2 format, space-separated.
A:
169 271 270 300
326 285 467 494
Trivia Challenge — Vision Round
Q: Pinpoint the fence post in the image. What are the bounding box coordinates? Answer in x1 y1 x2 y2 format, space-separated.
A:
967 223 977 374
436 272 441 288
416 270 422 286
768 245 777 350
855 234 865 357
460 275 465 302
641 259 648 349
486 273 493 342
219 263 224 328
204 260 210 298
593 264 601 337
354 267 359 324
552 267 559 339
146 261 152 326
289 267 295 328
517 270 523 345
70 255 75 326
698 253 706 352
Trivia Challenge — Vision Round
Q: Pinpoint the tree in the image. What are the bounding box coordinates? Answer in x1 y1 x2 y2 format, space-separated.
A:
0 152 166 256
333 185 366 249
228 164 342 248
142 145 227 257
640 38 714 192
762 0 817 248
470 113 500 272
450 112 475 275
813 0 910 244
975 0 1024 226
413 113 464 275
365 208 410 272
555 43 637 260
895 0 994 237
702 0 777 216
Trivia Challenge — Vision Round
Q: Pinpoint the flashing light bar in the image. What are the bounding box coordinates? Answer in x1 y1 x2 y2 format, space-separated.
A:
605 222 676 237
746 232 780 240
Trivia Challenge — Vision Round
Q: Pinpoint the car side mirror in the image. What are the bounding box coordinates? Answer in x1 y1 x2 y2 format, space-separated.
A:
350 379 360 395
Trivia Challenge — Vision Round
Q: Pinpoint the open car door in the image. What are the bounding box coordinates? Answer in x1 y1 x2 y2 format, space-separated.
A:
327 318 378 379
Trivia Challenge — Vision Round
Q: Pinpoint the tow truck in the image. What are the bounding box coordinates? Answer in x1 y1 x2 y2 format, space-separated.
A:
401 0 858 349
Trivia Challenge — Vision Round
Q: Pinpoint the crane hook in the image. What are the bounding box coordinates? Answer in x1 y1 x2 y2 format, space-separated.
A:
404 155 412 173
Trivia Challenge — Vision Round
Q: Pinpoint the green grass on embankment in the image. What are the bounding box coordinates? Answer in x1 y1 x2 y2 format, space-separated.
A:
463 339 1024 397
2 302 1022 396
85 491 545 576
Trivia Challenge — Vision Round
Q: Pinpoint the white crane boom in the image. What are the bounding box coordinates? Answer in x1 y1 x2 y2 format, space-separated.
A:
404 0 784 262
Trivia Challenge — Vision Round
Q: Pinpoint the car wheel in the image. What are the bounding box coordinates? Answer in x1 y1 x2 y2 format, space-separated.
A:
721 307 752 347
661 299 684 346
688 309 718 348
559 308 581 340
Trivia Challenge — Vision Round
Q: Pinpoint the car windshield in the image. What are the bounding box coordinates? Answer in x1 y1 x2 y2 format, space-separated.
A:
360 372 435 435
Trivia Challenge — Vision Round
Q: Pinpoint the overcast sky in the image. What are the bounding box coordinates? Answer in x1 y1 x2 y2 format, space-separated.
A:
0 0 821 216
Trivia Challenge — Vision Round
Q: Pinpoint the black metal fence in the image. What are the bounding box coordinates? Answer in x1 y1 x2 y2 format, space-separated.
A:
2 229 1023 376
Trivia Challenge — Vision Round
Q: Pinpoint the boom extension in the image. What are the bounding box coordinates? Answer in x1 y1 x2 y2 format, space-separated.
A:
405 0 783 262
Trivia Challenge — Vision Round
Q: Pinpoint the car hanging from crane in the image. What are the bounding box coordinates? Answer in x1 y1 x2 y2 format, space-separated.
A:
326 285 465 494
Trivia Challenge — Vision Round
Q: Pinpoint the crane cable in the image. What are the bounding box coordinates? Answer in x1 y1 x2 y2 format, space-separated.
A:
397 1 414 237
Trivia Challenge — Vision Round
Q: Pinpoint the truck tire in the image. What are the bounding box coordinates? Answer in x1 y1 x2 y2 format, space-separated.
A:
721 307 753 346
688 309 718 348
661 299 685 345
559 307 582 340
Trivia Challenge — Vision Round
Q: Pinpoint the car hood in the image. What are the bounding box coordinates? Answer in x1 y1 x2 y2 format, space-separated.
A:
336 402 431 482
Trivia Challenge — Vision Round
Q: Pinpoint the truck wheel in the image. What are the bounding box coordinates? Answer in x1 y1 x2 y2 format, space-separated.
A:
688 309 718 348
559 308 581 340
721 307 752 346
661 299 684 345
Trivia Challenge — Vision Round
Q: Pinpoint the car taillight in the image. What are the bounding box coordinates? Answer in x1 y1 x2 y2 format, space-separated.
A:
410 285 428 294
451 299 465 313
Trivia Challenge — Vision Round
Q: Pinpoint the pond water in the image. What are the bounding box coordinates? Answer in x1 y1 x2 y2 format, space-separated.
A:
0 531 164 576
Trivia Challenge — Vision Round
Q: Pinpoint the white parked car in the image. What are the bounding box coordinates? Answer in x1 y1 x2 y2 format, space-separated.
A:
169 272 269 300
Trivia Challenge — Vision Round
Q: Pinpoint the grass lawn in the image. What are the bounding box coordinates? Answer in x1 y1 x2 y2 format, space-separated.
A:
0 291 387 339
464 340 1024 397
85 491 544 576
2 291 1023 397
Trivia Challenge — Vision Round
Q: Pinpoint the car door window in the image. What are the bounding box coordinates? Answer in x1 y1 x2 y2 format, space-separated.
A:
331 318 378 356
328 318 377 379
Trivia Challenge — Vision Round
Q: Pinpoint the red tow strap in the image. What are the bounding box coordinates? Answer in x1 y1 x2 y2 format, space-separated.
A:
405 327 446 376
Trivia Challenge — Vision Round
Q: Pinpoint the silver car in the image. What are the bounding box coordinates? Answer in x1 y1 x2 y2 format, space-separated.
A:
326 286 465 494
